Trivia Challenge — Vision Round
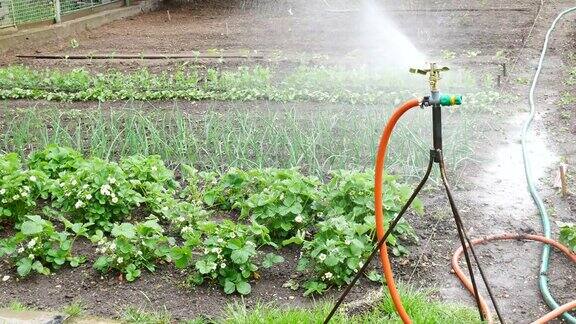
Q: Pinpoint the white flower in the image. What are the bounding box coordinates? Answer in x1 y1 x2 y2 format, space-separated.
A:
324 272 333 279
0 188 5 195
71 179 77 186
136 251 143 256
20 191 28 197
17 247 24 253
151 166 158 172
29 176 37 182
294 215 303 223
177 216 185 223
12 194 19 200
110 243 116 250
28 254 34 259
75 200 84 209
318 253 326 261
82 184 89 189
27 238 37 248
220 262 227 268
108 177 116 184
211 247 222 254
111 196 118 204
100 184 111 196
85 194 92 200
344 239 351 245
217 238 224 244
117 257 123 263
2 275 10 282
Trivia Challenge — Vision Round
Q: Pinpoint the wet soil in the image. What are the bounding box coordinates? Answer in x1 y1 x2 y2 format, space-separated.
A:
0 0 575 322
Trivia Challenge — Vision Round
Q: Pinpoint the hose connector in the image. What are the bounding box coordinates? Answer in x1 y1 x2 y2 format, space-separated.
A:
439 94 462 106
421 94 463 108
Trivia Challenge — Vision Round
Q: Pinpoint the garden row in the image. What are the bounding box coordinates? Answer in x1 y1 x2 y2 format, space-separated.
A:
0 145 421 296
0 65 502 104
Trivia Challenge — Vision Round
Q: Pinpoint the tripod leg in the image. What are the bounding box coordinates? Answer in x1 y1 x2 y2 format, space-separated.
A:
437 149 505 323
323 153 435 324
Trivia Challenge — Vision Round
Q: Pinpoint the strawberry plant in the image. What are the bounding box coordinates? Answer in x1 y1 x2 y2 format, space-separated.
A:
27 145 84 179
204 168 320 243
0 153 49 223
120 154 180 215
50 158 143 231
184 220 283 295
0 215 86 277
236 169 320 243
319 170 420 255
559 222 576 252
92 220 174 281
297 216 375 293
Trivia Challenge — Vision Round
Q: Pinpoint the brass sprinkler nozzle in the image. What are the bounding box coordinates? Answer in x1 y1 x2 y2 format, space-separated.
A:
409 63 449 92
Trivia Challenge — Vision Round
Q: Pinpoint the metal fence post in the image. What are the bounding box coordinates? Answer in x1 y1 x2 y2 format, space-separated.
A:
54 0 61 23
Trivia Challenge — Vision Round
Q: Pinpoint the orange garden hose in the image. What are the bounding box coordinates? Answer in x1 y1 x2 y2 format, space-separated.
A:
452 234 576 323
374 98 420 324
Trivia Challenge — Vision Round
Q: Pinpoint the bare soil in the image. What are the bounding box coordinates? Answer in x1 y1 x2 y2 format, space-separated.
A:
0 0 575 323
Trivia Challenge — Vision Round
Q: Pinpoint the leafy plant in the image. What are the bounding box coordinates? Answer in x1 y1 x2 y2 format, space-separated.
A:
559 222 576 253
319 170 420 252
0 153 49 222
297 216 375 292
235 169 320 242
50 158 143 231
92 220 173 281
0 215 86 277
120 154 179 214
185 220 282 295
27 145 84 179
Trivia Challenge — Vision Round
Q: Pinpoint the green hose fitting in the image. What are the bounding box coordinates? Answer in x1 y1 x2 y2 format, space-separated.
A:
439 94 462 106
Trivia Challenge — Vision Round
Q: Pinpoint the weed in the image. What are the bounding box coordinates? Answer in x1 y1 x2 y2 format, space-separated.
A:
122 307 172 324
7 300 29 311
558 222 576 252
62 300 84 317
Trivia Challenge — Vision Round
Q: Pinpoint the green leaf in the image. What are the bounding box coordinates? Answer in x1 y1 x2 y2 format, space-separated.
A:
195 260 215 274
236 281 251 295
230 248 251 264
111 223 135 239
16 258 32 277
262 253 284 268
93 256 109 271
224 280 236 294
21 221 43 235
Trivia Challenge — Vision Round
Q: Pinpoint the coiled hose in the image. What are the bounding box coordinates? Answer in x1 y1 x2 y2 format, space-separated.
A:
522 5 576 323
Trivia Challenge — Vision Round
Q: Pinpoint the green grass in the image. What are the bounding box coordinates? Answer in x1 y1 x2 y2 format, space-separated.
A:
62 300 84 318
122 307 173 324
219 287 481 324
7 300 30 311
118 287 481 323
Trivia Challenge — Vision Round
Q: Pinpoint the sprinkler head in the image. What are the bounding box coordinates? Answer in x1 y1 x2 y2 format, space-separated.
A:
409 62 449 92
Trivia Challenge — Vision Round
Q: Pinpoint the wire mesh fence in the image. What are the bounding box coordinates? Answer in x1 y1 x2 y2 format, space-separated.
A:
0 0 121 29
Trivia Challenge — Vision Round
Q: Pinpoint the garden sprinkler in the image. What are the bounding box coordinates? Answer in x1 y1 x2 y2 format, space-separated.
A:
324 63 504 324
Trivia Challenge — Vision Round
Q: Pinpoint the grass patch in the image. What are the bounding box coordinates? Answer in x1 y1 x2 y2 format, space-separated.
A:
7 300 30 311
220 287 481 324
122 307 173 324
62 300 84 318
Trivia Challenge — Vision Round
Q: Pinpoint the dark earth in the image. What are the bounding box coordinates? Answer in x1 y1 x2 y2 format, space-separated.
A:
0 0 575 322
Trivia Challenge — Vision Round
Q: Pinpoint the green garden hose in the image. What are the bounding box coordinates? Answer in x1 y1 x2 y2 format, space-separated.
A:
522 6 576 323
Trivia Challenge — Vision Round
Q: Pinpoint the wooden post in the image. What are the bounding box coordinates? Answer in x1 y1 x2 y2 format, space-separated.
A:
54 0 61 23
